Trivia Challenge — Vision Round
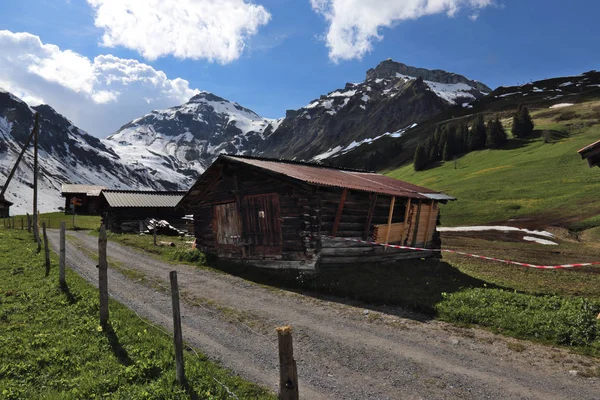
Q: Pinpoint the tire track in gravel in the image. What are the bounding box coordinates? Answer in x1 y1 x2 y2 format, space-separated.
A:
48 230 600 400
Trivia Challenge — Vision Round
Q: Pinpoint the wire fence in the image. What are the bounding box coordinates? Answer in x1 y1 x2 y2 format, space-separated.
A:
1 214 101 230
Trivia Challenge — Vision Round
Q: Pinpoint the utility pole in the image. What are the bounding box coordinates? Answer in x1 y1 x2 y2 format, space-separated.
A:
32 114 41 252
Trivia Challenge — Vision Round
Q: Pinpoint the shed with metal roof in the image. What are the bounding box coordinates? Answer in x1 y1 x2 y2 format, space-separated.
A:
178 155 455 270
99 190 187 233
61 184 108 215
578 139 600 168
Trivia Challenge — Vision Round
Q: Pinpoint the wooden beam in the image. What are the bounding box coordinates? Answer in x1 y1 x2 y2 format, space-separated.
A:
363 194 378 240
402 198 412 244
411 200 423 247
384 196 396 249
422 202 433 248
331 188 348 237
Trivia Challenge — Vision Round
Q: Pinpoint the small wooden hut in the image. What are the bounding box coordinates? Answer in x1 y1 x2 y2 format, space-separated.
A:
98 190 187 233
61 184 107 214
177 155 455 270
0 196 13 218
578 139 600 168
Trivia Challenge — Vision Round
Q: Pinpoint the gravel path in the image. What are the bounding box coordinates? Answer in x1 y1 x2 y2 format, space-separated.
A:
47 230 600 400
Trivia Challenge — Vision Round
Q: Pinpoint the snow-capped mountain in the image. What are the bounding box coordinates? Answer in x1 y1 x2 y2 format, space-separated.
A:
255 59 491 161
105 59 492 175
104 92 282 186
0 89 169 215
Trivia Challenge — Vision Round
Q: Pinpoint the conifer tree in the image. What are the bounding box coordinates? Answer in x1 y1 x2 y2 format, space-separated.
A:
456 122 469 154
413 144 428 171
443 141 452 162
512 105 535 138
468 114 487 151
486 117 508 148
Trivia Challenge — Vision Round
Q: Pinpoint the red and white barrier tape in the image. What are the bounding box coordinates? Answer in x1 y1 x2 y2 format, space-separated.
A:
323 236 600 270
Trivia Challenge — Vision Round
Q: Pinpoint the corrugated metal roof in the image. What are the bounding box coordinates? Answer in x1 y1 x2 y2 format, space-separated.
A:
102 190 186 208
219 155 455 200
61 184 107 196
578 139 600 155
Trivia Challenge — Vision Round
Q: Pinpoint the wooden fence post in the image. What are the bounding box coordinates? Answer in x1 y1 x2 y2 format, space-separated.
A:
21 217 24 230
42 222 50 276
153 226 157 246
12 216 15 229
27 213 31 232
276 326 299 400
169 271 186 386
59 222 66 287
98 226 109 325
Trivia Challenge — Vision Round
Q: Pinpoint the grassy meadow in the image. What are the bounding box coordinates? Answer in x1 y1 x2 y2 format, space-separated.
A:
3 212 101 230
387 101 600 231
0 227 275 400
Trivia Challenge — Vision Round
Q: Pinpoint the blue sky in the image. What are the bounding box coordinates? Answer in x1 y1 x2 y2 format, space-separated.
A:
0 0 598 137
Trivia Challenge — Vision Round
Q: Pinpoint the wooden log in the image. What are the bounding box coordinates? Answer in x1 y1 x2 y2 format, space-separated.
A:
42 222 50 276
169 271 186 386
320 238 373 248
319 251 434 265
159 241 176 247
331 188 348 237
98 226 109 325
59 222 66 287
276 326 299 400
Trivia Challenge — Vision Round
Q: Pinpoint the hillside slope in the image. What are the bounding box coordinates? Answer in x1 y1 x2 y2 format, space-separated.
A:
0 90 167 214
387 100 600 230
333 70 600 171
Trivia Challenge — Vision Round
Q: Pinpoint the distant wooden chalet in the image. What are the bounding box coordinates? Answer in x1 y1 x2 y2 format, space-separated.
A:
177 155 455 270
0 196 13 218
99 190 187 233
61 184 107 214
578 139 600 168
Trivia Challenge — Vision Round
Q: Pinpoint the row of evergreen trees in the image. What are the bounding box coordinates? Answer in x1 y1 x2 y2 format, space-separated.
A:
413 106 534 171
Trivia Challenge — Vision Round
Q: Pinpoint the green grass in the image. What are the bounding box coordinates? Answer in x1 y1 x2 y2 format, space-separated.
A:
387 101 600 230
88 231 209 269
4 212 101 230
0 227 275 400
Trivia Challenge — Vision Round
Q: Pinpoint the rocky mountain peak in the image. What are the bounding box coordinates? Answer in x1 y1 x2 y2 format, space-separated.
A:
366 59 492 93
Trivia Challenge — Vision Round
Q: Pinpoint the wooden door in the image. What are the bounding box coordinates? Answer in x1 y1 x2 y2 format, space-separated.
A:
213 202 242 248
242 194 282 257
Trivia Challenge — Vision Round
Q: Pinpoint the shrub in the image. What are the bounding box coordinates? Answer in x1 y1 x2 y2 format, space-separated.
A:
171 249 206 266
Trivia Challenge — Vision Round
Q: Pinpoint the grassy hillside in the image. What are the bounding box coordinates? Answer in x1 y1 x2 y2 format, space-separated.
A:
0 227 274 399
387 101 600 230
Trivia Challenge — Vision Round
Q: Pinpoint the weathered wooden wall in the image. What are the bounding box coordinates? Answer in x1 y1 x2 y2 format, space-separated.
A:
186 160 442 270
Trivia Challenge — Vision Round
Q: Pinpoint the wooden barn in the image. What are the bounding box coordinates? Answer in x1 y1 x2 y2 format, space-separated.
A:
177 155 455 270
0 196 13 218
61 184 107 214
579 139 600 168
99 190 187 233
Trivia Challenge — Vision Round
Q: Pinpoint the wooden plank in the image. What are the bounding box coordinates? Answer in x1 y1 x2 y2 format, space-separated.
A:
170 271 186 386
421 203 433 247
384 196 396 249
411 200 423 247
331 188 348 237
363 194 377 240
319 251 435 265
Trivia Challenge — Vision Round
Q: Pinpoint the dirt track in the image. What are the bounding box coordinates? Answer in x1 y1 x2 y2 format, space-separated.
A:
47 230 600 400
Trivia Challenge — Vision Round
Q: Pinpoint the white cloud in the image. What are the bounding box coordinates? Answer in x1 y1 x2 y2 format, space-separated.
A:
310 0 494 62
0 30 198 136
87 0 271 63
